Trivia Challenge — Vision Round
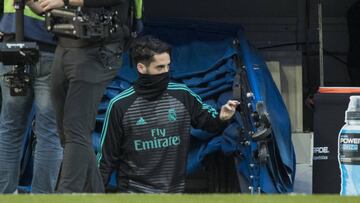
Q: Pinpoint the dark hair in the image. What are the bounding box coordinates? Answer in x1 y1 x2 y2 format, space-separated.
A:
130 35 172 67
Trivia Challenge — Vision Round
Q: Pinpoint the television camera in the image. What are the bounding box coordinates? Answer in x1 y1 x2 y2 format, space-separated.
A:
45 7 120 40
0 42 39 96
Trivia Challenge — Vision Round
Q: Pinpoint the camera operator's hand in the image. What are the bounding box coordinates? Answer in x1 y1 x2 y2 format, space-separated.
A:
38 0 64 11
39 0 84 12
26 0 45 15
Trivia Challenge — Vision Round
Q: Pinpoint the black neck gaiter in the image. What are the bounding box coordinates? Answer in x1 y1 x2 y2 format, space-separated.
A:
134 72 170 100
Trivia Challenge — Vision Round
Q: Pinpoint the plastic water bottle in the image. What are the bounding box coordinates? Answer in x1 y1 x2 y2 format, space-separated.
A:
338 96 360 195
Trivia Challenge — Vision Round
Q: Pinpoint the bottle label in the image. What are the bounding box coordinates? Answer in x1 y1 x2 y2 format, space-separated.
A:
339 133 360 164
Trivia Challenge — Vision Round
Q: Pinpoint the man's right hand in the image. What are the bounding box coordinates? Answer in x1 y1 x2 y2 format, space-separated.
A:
219 100 240 121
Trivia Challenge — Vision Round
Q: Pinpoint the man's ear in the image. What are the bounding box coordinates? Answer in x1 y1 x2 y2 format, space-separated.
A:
137 63 146 74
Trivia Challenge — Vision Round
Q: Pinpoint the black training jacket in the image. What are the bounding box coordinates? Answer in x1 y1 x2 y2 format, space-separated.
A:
97 82 228 193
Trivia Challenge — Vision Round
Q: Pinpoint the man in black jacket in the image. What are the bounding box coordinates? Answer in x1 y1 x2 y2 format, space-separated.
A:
97 36 239 193
39 0 132 193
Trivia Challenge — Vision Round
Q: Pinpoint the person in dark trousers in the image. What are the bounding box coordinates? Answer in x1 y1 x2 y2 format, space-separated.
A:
97 36 240 193
347 0 360 86
0 0 63 193
38 0 136 193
